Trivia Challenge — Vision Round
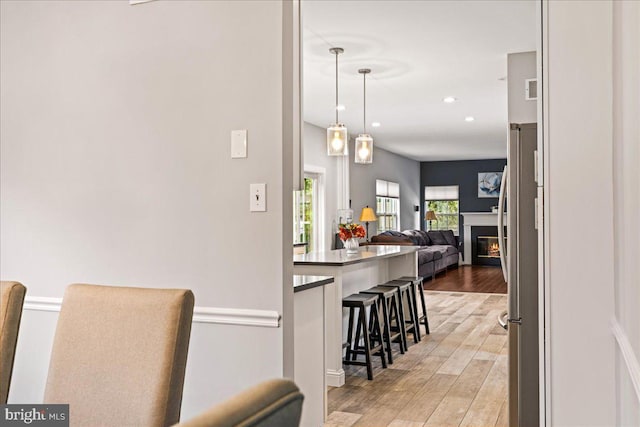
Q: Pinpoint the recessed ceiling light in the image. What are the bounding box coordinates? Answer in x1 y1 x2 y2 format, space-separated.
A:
336 104 346 111
371 122 381 128
465 116 475 122
443 96 457 103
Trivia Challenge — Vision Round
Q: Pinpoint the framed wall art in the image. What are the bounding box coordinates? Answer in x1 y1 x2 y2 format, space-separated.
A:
478 172 503 198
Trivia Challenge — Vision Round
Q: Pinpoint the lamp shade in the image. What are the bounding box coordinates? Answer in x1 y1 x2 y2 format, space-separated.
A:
359 206 377 222
425 210 437 221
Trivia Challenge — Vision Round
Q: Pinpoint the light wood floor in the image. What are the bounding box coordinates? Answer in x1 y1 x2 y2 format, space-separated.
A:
326 291 508 427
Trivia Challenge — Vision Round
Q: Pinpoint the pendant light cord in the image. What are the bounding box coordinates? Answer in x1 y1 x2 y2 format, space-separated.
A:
335 51 339 124
358 68 371 134
363 72 367 134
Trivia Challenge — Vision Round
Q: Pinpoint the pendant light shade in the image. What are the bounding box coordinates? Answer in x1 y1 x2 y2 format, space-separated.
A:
327 47 348 156
327 124 348 156
355 134 373 163
355 68 373 164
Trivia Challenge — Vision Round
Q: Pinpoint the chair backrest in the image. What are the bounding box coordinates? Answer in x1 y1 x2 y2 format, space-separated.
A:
173 379 304 427
44 283 194 427
0 281 26 404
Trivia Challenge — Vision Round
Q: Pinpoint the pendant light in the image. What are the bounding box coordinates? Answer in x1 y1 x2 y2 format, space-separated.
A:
327 47 348 156
355 68 373 164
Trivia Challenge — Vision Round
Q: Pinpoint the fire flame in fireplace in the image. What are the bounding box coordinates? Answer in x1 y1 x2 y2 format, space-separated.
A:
488 242 500 257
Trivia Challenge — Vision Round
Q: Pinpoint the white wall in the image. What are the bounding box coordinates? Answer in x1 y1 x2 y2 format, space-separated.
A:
544 1 617 425
303 122 339 250
507 51 537 124
0 0 293 419
612 1 640 425
349 141 421 233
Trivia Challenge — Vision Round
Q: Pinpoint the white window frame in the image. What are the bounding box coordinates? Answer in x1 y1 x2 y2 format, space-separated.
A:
305 165 326 252
424 185 460 235
376 179 400 232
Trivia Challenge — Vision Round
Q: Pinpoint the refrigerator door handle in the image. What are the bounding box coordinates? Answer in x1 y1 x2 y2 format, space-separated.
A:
497 165 508 283
498 311 508 330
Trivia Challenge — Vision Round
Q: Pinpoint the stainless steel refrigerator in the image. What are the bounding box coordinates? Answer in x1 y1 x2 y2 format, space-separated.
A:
498 123 539 427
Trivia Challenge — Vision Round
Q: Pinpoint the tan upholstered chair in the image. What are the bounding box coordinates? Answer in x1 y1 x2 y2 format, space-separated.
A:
0 281 27 404
173 379 304 427
44 284 194 427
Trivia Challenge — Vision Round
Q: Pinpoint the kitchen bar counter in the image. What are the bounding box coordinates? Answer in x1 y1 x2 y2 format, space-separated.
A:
294 245 419 266
293 274 334 292
293 274 334 427
293 245 418 391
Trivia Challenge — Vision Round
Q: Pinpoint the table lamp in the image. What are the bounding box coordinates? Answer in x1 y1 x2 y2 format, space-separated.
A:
426 210 437 230
359 206 378 242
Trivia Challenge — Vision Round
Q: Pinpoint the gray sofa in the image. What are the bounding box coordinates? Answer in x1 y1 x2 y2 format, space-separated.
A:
370 230 460 280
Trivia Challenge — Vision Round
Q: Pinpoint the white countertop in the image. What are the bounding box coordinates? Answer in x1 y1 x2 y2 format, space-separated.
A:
293 245 419 267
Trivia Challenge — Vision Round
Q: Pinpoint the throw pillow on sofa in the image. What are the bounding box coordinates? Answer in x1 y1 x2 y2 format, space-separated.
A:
402 230 426 246
371 231 413 244
427 230 449 245
416 230 431 245
381 230 405 237
441 230 457 246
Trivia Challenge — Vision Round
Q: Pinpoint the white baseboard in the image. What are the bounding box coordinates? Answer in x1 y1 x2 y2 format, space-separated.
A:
326 368 345 387
24 296 280 328
611 318 640 403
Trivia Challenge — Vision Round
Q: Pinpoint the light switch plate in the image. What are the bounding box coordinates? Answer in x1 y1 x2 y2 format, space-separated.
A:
231 130 247 158
250 183 266 212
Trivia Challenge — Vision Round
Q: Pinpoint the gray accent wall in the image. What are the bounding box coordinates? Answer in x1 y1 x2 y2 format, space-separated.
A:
420 158 507 243
350 140 421 235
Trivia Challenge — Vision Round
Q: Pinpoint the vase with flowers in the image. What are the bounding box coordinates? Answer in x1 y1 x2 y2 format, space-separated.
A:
338 223 366 254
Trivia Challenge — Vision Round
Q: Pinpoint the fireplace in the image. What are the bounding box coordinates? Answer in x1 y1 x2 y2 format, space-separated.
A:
477 236 501 258
471 226 504 266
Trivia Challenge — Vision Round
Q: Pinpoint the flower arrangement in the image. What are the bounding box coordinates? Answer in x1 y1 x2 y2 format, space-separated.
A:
338 223 366 241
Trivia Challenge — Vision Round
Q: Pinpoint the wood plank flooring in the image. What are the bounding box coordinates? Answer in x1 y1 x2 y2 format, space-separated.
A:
325 291 508 427
424 266 506 294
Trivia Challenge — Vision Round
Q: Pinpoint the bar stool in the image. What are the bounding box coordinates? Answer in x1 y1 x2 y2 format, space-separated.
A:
360 285 405 364
382 279 420 349
342 293 387 380
399 275 430 334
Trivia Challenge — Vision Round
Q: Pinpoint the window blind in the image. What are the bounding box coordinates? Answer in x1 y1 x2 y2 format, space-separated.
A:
424 185 459 200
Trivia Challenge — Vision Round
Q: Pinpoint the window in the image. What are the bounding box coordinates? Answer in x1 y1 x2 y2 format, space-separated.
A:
425 185 459 234
293 170 325 253
293 177 313 251
376 179 400 232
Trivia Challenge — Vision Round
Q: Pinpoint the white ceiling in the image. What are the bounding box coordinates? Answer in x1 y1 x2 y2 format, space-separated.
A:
302 0 536 161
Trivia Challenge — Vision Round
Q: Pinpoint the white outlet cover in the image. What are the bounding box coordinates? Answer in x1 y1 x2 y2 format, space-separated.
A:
231 130 247 158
